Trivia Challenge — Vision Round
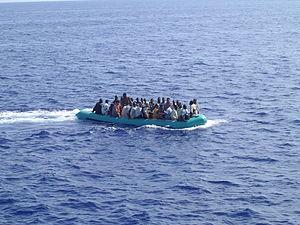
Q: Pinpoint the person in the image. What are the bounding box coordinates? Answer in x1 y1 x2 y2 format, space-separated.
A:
164 97 172 111
171 105 178 120
181 104 189 120
121 93 130 107
152 104 160 119
108 102 114 116
143 98 147 106
129 102 137 119
193 99 200 114
164 105 172 120
121 103 131 118
142 103 149 119
190 99 199 116
113 95 118 104
172 100 176 108
157 97 161 106
101 100 109 115
149 98 155 111
177 103 183 120
158 103 165 119
92 99 103 114
112 100 122 117
135 102 143 118
189 100 193 116
136 97 140 104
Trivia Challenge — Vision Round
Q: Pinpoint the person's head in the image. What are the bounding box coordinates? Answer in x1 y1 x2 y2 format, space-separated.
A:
150 98 154 103
167 98 170 103
114 95 118 100
162 97 165 103
157 97 161 103
154 104 159 109
136 98 139 103
183 104 187 109
189 100 193 105
115 100 120 105
105 100 109 104
193 99 197 104
143 98 146 103
99 98 103 103
123 93 127 98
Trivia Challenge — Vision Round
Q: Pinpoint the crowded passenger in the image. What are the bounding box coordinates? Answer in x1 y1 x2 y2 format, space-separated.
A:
93 93 200 121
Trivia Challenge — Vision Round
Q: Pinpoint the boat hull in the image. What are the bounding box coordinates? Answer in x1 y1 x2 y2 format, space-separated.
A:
76 109 207 129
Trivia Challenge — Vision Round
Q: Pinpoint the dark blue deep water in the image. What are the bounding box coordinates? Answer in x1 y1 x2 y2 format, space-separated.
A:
0 0 299 224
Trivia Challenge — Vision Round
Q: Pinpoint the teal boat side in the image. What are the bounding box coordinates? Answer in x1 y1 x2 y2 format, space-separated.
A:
76 109 207 129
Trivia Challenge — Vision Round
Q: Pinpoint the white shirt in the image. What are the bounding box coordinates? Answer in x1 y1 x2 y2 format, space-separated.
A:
135 106 142 118
171 109 178 120
122 105 130 118
181 108 188 116
190 104 199 115
102 103 109 115
130 106 137 119
165 107 172 119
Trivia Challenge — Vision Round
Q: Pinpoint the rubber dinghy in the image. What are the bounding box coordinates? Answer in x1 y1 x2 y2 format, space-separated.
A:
76 109 207 129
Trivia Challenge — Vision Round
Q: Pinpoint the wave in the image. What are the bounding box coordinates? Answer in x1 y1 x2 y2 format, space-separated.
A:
137 119 227 131
0 109 79 125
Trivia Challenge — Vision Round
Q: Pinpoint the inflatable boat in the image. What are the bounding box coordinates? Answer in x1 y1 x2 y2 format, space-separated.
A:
76 109 207 129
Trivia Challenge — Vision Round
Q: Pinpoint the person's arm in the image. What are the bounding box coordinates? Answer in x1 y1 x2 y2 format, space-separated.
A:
92 103 97 113
197 104 200 114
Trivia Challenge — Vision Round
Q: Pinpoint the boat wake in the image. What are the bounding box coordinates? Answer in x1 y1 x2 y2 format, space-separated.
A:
0 109 80 125
0 109 227 130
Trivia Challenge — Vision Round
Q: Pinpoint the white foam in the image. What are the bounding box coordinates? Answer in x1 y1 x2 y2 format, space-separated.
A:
137 119 228 131
0 109 80 125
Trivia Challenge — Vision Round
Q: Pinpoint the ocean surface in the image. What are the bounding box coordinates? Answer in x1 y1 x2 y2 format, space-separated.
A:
0 0 299 224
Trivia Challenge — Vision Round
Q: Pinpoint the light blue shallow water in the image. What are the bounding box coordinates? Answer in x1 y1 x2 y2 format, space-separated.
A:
0 0 299 224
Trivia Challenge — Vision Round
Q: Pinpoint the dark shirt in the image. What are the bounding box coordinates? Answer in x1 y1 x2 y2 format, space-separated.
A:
121 97 129 107
92 102 102 114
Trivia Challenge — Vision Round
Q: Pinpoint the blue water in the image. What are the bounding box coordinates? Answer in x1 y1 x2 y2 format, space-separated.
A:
0 0 299 224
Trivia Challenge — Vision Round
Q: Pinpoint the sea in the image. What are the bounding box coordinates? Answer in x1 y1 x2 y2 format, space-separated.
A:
0 0 299 224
